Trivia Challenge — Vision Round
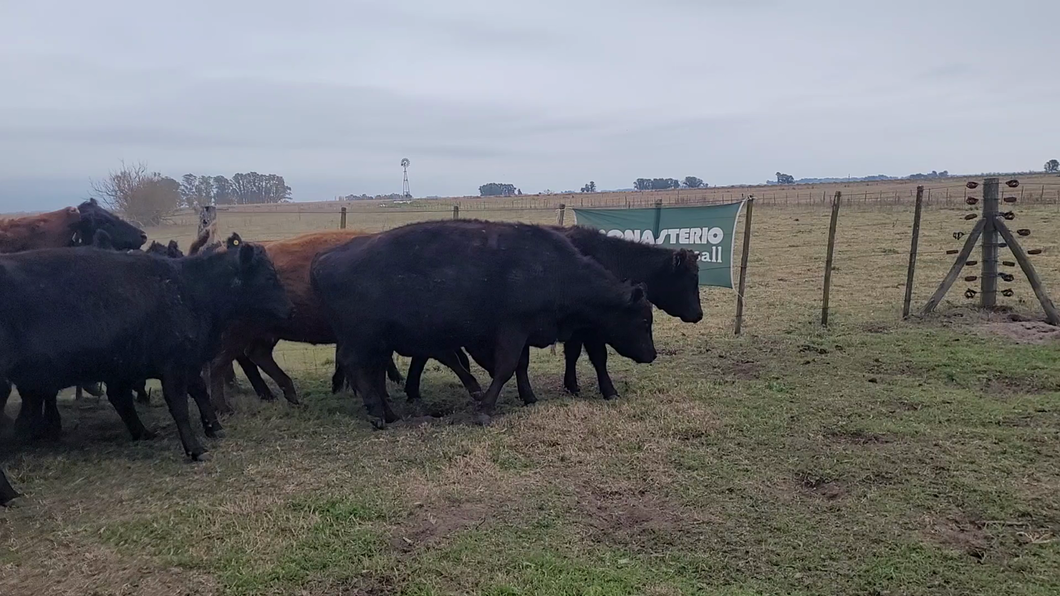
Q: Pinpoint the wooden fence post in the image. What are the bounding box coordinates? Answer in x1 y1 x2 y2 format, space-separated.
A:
994 219 1060 325
821 191 842 326
453 205 460 220
734 198 754 336
339 206 347 229
557 203 566 226
902 186 924 319
980 177 999 308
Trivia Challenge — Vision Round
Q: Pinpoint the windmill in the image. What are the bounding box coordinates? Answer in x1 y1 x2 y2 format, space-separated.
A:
401 158 411 198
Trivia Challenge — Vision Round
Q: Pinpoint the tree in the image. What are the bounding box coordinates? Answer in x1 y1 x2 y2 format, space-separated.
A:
580 181 597 193
179 174 199 208
230 172 292 204
90 161 181 226
1046 159 1060 173
479 182 517 197
683 176 705 188
213 176 235 205
634 178 681 191
776 172 795 184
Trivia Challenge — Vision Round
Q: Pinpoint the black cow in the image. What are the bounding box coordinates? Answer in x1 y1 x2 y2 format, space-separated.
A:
399 224 703 404
311 219 657 427
74 198 148 250
0 467 18 506
0 235 292 459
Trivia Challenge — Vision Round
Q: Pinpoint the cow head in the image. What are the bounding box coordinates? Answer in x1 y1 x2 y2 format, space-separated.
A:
598 283 657 364
146 239 185 259
647 249 703 323
75 199 147 250
231 240 293 323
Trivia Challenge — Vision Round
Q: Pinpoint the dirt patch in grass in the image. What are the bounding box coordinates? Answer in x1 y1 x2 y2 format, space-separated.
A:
575 485 714 551
729 359 763 380
977 321 1060 345
0 543 217 596
794 471 846 501
923 515 989 560
825 428 895 445
389 501 491 554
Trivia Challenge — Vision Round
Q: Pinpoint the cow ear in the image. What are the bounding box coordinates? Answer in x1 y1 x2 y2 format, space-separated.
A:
226 233 242 249
672 251 686 271
673 250 697 271
238 242 255 269
629 284 646 305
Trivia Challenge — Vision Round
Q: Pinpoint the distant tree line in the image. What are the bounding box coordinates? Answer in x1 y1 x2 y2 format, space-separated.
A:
633 177 706 191
179 172 292 208
479 183 520 197
90 162 292 226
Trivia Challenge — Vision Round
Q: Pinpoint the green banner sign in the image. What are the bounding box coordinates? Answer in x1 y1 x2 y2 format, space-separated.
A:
572 201 745 288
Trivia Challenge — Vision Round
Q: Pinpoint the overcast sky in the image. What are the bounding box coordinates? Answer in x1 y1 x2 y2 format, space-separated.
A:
1 0 1057 211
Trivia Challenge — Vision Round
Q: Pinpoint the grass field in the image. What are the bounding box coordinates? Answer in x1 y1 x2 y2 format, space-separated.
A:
2 177 1060 595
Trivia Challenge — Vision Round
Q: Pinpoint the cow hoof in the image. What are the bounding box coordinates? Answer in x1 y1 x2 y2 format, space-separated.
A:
602 392 619 401
564 383 581 396
368 417 388 430
474 412 492 427
205 428 225 439
134 428 158 441
187 450 210 462
283 395 301 406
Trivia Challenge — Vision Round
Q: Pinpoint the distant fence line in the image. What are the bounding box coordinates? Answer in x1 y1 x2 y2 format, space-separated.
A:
168 182 1060 220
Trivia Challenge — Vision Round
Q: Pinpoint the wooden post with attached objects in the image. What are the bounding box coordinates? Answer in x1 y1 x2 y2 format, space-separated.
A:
198 205 217 246
980 178 1000 308
734 197 754 336
557 203 566 226
821 191 842 326
902 186 925 319
339 207 347 229
452 205 459 220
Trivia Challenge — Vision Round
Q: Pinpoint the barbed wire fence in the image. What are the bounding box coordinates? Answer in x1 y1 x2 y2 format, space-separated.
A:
152 179 1060 388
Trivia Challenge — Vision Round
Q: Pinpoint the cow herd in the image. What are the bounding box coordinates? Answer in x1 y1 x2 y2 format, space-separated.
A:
0 203 705 506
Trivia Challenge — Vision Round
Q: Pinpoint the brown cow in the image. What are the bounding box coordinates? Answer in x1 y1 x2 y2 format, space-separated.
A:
0 207 81 253
208 229 377 413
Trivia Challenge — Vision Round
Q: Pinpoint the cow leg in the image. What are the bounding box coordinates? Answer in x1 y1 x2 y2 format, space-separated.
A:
331 361 346 394
514 345 537 405
477 328 530 424
415 351 483 402
41 392 62 441
246 345 299 405
386 358 404 384
188 374 223 439
13 391 42 439
563 337 584 396
134 380 151 404
584 338 619 399
106 384 155 441
373 365 398 424
222 361 238 390
0 467 20 507
81 383 105 398
465 345 495 377
0 378 11 427
208 352 238 415
404 357 427 402
161 372 207 461
236 354 276 402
